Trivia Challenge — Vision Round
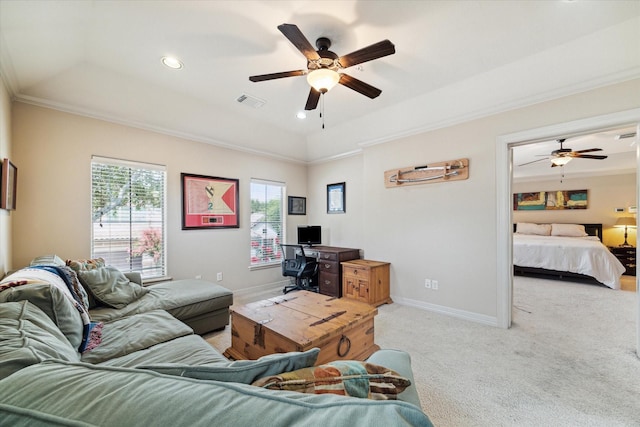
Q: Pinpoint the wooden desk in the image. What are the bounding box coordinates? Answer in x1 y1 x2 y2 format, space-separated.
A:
305 246 360 297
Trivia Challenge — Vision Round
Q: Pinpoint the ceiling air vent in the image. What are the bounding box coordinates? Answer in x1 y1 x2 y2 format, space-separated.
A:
236 94 266 109
615 132 636 140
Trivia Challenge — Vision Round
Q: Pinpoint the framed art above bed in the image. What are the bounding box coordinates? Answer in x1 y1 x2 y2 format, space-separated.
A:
513 189 587 211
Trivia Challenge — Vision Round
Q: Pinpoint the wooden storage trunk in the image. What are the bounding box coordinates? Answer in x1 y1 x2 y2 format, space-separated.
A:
224 291 379 365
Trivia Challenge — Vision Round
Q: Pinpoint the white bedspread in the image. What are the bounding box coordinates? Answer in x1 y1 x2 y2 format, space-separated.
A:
513 234 625 289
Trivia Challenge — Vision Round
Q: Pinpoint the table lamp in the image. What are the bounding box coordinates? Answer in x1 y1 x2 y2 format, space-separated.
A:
614 216 636 247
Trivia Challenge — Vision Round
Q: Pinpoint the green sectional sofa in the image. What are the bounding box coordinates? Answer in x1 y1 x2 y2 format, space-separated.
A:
0 265 433 426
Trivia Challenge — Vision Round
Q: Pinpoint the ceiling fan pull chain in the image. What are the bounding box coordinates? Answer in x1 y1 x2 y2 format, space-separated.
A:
321 94 325 129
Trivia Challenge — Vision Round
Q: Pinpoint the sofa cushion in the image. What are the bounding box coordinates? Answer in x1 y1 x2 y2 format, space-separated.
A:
0 301 79 380
99 334 229 368
139 348 320 384
80 310 193 364
88 279 233 326
77 266 149 309
251 360 411 400
0 361 433 427
0 282 84 350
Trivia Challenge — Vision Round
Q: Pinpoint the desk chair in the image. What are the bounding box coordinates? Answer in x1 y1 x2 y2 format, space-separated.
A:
280 244 318 294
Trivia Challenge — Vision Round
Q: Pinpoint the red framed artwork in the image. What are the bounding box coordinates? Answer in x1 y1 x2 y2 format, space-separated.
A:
181 173 239 229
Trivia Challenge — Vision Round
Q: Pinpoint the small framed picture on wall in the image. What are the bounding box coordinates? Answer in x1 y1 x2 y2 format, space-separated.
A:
327 182 345 214
1 158 17 210
288 196 306 215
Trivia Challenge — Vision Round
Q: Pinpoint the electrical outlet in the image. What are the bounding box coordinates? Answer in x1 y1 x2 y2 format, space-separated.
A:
424 279 431 289
217 272 223 281
432 280 439 290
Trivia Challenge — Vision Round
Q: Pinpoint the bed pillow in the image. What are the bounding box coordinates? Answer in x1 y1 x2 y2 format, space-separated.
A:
551 223 588 237
251 360 411 400
77 266 149 309
516 223 551 236
139 348 320 384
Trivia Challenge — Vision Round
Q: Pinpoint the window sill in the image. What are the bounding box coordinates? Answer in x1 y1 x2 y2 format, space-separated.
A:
143 276 173 286
248 262 280 271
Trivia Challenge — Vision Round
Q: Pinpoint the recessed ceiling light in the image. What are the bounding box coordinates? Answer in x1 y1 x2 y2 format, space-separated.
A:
161 56 183 70
296 111 307 119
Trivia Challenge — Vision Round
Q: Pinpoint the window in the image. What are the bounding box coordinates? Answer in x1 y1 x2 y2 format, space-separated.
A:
250 179 284 267
91 156 166 279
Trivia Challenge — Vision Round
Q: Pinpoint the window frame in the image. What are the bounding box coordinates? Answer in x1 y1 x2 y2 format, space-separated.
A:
90 156 167 280
250 178 285 268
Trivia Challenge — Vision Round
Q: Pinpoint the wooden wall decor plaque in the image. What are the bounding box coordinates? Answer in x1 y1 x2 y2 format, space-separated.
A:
384 158 469 188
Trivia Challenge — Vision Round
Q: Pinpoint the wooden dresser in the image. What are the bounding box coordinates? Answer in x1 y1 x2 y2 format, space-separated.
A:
342 259 392 307
305 246 360 297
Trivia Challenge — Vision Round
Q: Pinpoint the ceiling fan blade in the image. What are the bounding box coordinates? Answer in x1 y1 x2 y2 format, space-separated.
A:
277 24 320 61
573 148 603 154
338 40 395 68
571 154 608 160
518 158 549 166
249 70 307 82
338 74 382 99
305 88 321 111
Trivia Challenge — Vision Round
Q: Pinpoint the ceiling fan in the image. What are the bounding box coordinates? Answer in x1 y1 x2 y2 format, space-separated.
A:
518 138 608 167
249 24 395 111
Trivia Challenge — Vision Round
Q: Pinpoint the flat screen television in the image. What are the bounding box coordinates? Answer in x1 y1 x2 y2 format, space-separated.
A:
297 225 321 246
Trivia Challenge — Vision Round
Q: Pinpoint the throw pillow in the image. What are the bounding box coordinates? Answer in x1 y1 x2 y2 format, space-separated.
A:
66 257 106 308
251 360 411 400
77 266 149 309
66 257 106 272
139 348 320 384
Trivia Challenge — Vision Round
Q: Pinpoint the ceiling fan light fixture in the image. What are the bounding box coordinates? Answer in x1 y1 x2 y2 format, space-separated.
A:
306 69 340 93
551 156 572 166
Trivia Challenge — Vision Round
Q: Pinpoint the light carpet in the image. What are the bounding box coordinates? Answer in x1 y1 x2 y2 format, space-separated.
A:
204 277 640 426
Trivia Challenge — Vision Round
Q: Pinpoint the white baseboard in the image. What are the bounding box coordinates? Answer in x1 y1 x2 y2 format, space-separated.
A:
232 281 286 305
391 295 499 327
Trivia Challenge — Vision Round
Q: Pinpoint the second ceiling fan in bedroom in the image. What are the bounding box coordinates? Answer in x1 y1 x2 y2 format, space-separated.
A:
249 23 395 111
519 138 608 167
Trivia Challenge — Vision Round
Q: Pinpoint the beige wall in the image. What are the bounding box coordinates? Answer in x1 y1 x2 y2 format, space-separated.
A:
0 79 11 276
7 78 640 322
11 103 308 292
309 79 640 322
513 173 636 247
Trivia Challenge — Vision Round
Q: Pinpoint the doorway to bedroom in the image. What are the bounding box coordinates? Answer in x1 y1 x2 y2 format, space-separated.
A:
496 108 640 357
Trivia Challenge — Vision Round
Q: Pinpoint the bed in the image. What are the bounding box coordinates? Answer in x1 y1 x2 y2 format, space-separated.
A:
513 223 626 289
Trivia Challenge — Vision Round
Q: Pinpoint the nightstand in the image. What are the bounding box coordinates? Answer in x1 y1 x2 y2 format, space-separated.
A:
342 259 392 307
609 246 636 276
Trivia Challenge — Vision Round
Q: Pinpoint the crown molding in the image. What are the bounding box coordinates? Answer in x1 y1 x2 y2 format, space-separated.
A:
14 95 308 165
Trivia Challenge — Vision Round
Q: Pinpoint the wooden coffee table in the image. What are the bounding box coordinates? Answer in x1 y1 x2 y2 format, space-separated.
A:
224 291 379 365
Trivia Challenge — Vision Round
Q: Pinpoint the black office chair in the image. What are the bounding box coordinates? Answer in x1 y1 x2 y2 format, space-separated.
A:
280 244 318 294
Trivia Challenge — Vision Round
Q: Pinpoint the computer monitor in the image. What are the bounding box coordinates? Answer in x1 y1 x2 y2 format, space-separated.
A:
297 226 321 246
